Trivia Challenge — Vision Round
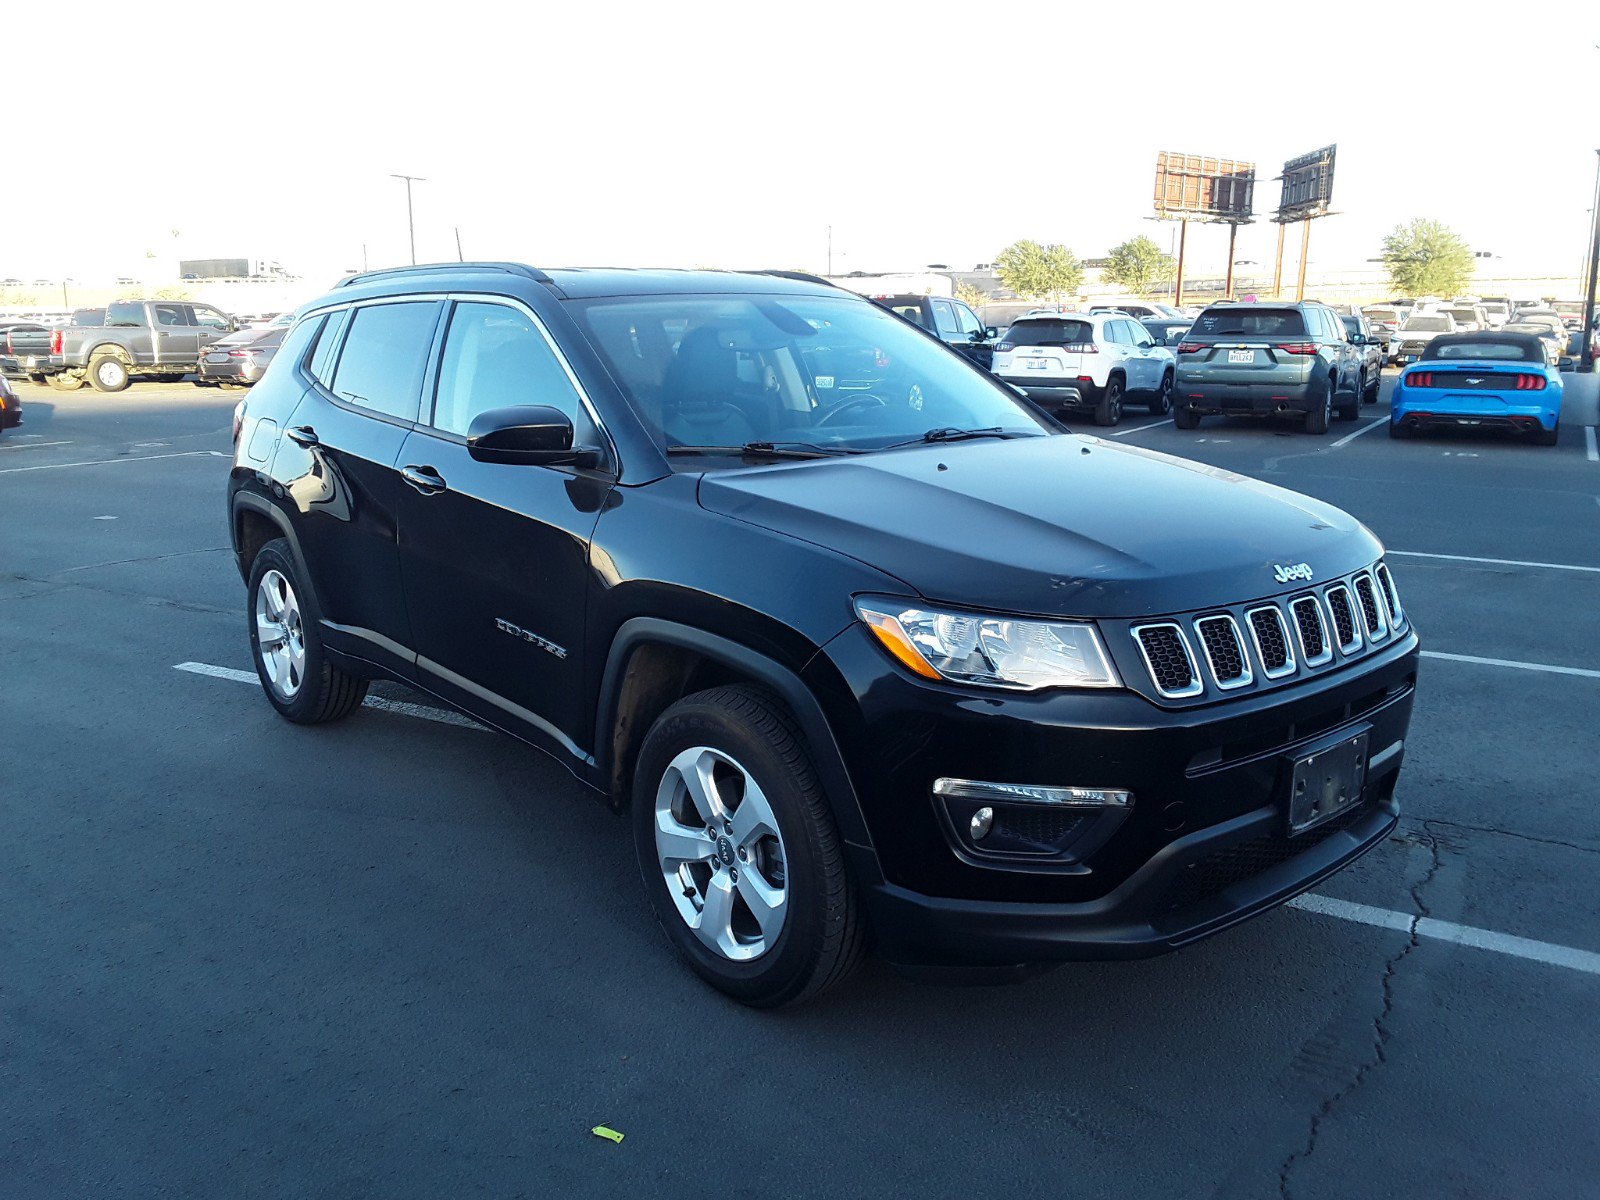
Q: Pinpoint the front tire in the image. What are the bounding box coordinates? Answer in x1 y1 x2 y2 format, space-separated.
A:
632 685 864 1008
1148 370 1173 415
1093 376 1124 426
88 355 131 393
1362 366 1380 404
247 538 369 724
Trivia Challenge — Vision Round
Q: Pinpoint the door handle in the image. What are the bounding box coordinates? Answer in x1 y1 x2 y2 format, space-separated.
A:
286 425 319 448
401 465 447 494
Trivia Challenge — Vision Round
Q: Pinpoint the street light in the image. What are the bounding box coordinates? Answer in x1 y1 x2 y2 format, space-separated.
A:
390 173 426 266
1582 149 1600 373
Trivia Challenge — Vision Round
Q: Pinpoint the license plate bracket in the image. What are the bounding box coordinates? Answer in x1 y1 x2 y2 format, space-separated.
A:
1285 726 1370 836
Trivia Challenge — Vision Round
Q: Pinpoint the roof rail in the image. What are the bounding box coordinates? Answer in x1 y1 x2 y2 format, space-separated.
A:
751 270 840 289
335 261 554 289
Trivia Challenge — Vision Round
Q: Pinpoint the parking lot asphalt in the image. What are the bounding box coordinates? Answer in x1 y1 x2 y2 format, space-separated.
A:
3 377 1598 1199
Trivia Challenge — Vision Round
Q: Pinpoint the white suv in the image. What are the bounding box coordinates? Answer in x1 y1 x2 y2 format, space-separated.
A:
991 311 1176 426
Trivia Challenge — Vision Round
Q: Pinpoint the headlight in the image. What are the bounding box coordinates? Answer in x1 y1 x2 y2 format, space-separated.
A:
855 598 1121 691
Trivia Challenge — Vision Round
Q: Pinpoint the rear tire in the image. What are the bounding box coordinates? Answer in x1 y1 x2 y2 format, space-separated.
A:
1388 419 1410 439
247 538 369 724
1148 370 1173 415
1305 384 1332 434
1534 421 1559 446
1173 405 1202 430
88 355 131 393
632 685 864 1008
1093 376 1124 426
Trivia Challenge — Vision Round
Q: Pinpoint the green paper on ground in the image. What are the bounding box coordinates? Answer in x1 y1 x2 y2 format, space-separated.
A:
591 1125 624 1144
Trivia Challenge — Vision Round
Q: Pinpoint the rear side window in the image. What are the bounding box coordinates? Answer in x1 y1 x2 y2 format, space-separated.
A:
1005 319 1093 347
431 301 594 440
277 314 326 376
1191 307 1308 338
105 302 146 327
329 302 440 422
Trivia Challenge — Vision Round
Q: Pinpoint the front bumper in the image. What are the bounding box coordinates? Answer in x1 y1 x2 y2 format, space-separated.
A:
812 623 1419 968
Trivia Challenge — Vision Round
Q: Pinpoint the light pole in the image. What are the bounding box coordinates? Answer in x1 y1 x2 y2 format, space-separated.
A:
1582 149 1600 372
390 174 426 265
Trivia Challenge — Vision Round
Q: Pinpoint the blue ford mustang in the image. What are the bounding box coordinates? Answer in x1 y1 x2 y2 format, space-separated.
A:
1390 331 1562 445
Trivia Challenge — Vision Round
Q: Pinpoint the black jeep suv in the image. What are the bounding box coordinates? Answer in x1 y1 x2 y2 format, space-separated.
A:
228 264 1419 1007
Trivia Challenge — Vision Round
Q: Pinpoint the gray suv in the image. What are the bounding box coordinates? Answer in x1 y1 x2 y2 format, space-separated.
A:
1173 301 1367 434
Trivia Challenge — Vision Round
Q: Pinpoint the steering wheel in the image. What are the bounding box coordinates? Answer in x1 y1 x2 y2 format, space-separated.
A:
816 393 888 428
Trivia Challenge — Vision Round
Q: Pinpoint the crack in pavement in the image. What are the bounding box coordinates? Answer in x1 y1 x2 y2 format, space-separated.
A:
1277 823 1445 1200
1400 814 1598 856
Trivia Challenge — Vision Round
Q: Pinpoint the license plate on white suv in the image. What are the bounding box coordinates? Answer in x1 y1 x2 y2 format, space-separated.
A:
1025 360 1051 370
1228 349 1256 364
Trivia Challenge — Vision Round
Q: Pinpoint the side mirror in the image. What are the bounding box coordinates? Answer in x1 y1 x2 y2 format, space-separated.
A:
1350 332 1367 344
985 326 999 339
467 405 599 468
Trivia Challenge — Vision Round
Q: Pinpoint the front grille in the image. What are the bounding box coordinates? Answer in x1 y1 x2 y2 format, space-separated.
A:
1325 585 1360 652
1247 606 1294 678
1133 624 1202 698
1195 615 1251 689
1290 596 1332 666
1374 564 1403 628
1353 573 1387 641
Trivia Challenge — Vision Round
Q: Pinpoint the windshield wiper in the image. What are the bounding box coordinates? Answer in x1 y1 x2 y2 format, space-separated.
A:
665 441 860 460
880 426 1020 450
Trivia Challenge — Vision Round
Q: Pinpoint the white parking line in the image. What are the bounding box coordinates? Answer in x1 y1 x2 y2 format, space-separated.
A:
1107 418 1174 437
1289 893 1600 977
1586 427 1598 463
173 662 485 730
1388 550 1600 575
0 450 218 475
1420 650 1600 680
0 439 73 451
1330 416 1387 448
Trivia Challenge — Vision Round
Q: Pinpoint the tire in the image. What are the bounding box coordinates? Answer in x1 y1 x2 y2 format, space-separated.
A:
1305 382 1332 434
1534 421 1559 446
1173 405 1202 430
1093 375 1124 426
46 372 83 392
1362 366 1380 405
88 354 131 393
1388 419 1410 439
632 684 864 1008
246 538 369 724
1148 370 1173 415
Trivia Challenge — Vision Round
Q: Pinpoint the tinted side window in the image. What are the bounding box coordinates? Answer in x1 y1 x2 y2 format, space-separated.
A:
932 300 958 335
194 306 231 330
278 314 326 377
105 302 145 327
329 302 439 422
431 302 594 441
954 304 982 336
1104 321 1127 345
309 309 348 387
153 303 188 328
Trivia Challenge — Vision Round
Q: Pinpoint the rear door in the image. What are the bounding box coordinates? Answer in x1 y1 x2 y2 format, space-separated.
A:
396 297 615 754
276 299 443 675
150 303 197 365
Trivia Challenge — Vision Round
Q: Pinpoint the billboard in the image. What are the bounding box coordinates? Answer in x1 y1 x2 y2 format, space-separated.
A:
1153 152 1256 222
1276 145 1337 221
179 257 250 279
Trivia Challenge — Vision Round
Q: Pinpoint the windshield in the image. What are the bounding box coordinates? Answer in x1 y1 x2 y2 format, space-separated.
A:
1003 318 1094 347
1402 316 1451 332
574 294 1051 461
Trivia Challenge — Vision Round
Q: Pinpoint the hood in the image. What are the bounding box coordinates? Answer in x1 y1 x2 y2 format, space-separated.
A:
697 436 1380 619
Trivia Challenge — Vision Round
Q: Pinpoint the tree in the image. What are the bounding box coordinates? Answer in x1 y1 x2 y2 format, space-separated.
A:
1103 234 1176 295
995 239 1083 302
953 280 989 311
1381 218 1474 297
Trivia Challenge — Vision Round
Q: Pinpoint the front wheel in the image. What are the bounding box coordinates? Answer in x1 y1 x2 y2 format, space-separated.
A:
1093 376 1123 426
247 538 369 723
1148 370 1173 415
1362 367 1380 404
632 685 864 1007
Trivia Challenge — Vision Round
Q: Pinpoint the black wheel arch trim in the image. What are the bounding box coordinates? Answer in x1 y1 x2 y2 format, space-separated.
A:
229 489 325 615
595 616 881 868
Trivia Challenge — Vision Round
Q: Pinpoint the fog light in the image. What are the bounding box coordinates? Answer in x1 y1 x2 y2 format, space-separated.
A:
970 807 994 840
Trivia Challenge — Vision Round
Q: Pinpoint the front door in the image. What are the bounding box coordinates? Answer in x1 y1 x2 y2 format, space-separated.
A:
192 304 234 353
396 298 614 757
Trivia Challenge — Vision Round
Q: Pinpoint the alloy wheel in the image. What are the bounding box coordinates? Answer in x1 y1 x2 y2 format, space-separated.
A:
254 568 306 699
654 745 788 961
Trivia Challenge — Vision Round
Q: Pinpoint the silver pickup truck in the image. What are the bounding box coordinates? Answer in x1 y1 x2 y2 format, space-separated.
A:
46 299 239 391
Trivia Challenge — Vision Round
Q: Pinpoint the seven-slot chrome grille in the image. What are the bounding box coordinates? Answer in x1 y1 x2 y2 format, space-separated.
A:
1127 562 1406 701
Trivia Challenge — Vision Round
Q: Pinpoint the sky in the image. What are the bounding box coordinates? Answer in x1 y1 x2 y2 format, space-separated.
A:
8 0 1599 290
